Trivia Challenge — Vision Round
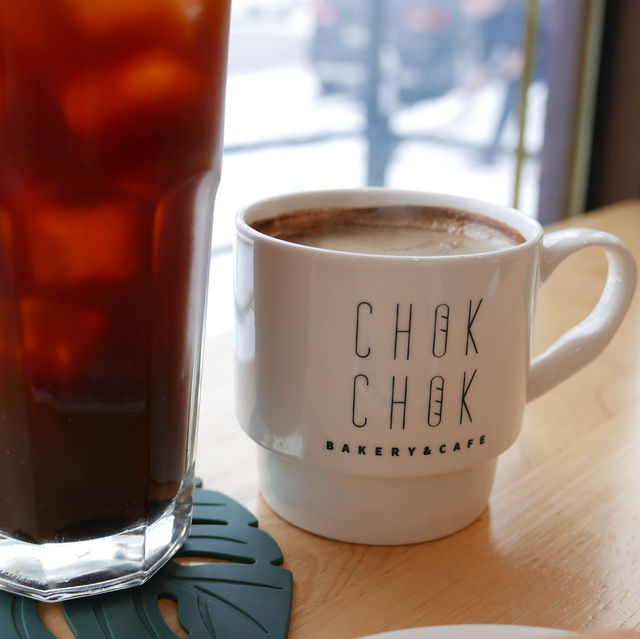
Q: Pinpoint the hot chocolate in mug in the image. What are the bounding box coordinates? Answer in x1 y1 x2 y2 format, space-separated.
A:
234 189 636 545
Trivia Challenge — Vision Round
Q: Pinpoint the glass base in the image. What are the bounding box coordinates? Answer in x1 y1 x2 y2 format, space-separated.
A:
0 480 193 602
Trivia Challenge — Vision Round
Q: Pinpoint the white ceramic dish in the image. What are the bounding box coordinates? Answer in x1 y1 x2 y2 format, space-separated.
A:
355 624 576 639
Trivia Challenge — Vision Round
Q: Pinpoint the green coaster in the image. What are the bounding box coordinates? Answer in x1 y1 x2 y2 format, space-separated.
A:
0 480 293 639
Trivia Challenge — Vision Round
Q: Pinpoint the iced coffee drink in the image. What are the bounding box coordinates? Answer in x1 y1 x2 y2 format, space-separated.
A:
0 0 230 600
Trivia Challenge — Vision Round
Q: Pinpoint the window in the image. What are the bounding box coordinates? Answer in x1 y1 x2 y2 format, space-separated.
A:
207 0 598 336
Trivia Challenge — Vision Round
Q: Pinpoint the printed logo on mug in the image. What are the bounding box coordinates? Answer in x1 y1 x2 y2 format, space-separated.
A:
234 190 636 545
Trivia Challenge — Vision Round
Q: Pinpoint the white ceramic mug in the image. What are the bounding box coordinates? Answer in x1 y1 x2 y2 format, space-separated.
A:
234 189 636 545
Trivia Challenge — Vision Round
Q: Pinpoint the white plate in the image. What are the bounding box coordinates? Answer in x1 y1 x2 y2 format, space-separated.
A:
355 624 576 639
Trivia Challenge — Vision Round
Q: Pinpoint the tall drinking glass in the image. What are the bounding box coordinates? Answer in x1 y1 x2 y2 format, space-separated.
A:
0 0 230 600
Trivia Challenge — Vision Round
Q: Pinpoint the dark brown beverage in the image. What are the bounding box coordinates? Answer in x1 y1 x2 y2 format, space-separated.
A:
0 0 230 543
253 205 525 256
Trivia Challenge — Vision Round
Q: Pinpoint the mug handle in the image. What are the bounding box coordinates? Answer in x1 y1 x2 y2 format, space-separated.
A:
527 228 637 401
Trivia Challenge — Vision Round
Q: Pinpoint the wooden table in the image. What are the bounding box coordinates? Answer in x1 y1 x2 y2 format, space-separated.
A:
196 200 640 639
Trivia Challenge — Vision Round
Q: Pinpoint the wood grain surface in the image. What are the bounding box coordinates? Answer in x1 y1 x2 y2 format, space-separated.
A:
41 200 640 639
197 200 640 639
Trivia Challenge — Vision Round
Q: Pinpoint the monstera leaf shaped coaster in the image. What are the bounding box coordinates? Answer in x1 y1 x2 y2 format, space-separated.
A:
0 481 293 639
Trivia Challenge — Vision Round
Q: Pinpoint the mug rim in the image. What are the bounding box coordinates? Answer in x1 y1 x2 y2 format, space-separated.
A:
236 188 543 260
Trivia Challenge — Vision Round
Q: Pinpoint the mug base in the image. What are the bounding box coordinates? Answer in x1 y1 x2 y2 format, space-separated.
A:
257 448 496 545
